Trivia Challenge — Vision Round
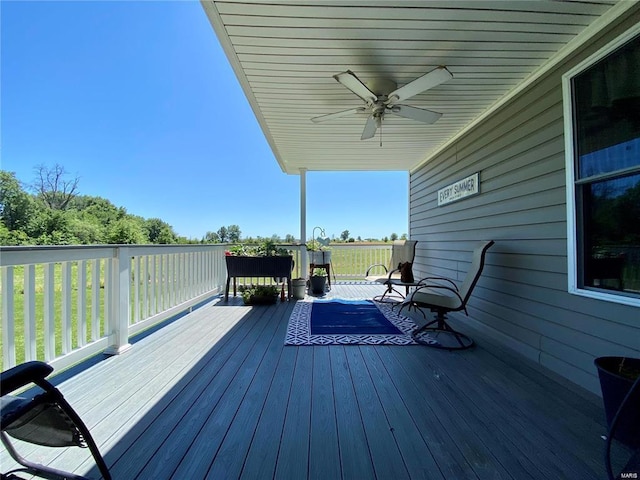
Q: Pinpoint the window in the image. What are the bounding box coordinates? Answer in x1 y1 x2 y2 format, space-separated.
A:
564 26 640 306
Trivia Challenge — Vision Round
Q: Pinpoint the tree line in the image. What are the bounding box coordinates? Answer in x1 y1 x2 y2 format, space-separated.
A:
1 165 407 246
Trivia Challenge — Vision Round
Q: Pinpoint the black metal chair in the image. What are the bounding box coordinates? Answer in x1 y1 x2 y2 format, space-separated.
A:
1 361 111 480
400 240 494 350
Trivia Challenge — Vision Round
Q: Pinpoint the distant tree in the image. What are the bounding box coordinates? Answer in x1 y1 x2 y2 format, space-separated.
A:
145 218 177 244
217 226 228 242
340 230 350 241
357 236 362 241
348 237 355 242
383 236 389 242
107 218 147 244
31 209 77 245
400 233 408 240
270 234 281 243
227 224 241 242
32 164 79 210
0 171 34 232
390 232 398 241
203 231 220 243
284 233 295 243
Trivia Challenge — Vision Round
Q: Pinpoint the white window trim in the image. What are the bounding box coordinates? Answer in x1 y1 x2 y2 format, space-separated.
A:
562 23 640 308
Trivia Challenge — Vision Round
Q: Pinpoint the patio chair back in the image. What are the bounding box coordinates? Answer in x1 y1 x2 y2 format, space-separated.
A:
458 240 495 306
389 240 417 269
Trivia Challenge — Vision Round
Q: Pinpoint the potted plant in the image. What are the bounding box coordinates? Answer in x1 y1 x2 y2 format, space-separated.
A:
306 240 332 265
309 267 327 294
306 227 332 265
240 284 279 305
594 356 640 449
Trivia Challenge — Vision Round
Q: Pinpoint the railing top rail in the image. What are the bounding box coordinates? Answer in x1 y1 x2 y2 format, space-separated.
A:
0 243 229 267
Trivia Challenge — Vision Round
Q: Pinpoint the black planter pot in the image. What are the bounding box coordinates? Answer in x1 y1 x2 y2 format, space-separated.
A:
594 356 640 449
309 275 327 294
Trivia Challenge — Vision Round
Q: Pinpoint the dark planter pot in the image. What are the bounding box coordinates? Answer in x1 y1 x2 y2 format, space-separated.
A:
594 356 640 449
309 275 327 294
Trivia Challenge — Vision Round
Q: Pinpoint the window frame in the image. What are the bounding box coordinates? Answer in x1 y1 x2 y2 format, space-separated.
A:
562 23 640 308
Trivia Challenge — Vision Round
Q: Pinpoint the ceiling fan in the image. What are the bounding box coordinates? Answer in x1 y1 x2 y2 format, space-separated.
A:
311 66 453 141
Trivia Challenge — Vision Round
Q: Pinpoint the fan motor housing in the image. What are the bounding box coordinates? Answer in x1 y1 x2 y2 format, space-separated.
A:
365 78 397 96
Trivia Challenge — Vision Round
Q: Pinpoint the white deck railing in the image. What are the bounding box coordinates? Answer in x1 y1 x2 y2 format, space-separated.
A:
0 243 391 371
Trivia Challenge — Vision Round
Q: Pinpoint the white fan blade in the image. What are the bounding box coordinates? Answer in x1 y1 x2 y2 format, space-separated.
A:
334 70 377 104
311 107 365 123
387 67 453 104
389 105 442 124
361 115 377 140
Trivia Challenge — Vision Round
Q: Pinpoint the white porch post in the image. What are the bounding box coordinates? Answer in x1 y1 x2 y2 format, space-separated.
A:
105 246 132 355
300 168 308 278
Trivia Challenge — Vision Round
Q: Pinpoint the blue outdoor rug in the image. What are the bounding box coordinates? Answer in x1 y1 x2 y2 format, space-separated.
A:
285 299 420 345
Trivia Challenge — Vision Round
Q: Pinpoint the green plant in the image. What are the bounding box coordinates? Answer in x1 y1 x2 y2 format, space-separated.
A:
312 267 327 277
306 239 331 252
227 240 291 257
240 284 279 303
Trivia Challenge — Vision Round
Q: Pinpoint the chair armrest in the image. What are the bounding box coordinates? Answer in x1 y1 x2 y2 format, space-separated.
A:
415 276 459 291
386 267 400 280
1 361 53 395
365 264 388 276
408 283 464 305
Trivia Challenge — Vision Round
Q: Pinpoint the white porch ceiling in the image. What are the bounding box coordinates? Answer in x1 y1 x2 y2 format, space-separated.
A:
202 0 628 174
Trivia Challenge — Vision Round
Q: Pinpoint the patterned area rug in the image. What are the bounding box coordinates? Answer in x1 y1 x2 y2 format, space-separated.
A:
285 299 421 345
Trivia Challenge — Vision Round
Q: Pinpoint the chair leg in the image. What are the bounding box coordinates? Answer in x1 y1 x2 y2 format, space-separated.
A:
411 311 474 350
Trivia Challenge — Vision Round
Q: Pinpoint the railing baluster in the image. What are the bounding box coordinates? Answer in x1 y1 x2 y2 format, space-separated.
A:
91 259 100 340
149 255 156 316
2 266 16 368
133 256 140 324
61 261 72 354
24 264 36 362
44 263 55 360
77 260 87 347
142 256 148 320
104 258 112 339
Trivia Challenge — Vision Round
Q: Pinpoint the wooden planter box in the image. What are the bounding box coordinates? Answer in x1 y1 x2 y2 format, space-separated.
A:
225 255 293 300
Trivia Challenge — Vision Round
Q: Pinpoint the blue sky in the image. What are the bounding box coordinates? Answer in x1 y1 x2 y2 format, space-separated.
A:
2 1 408 241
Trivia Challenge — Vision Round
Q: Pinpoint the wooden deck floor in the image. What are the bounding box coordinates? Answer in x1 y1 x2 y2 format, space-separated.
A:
3 284 615 479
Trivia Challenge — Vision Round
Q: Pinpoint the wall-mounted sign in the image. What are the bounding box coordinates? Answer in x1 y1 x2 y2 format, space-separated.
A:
437 172 480 206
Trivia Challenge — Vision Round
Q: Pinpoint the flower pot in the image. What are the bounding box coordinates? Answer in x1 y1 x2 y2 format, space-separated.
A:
308 250 331 265
309 275 327 295
594 356 640 449
292 278 306 300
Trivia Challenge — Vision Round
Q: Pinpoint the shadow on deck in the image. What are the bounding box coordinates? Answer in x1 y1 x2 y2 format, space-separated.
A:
2 284 617 479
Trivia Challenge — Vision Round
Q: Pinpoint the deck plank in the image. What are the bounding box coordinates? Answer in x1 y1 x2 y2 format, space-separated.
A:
329 346 376 479
309 346 341 480
1 285 611 480
344 346 412 479
273 346 313 479
359 346 446 478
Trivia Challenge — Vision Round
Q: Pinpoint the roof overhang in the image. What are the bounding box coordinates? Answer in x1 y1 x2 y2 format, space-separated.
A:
201 0 634 174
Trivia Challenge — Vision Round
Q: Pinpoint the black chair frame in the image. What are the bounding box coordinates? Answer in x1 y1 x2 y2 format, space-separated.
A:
1 361 111 480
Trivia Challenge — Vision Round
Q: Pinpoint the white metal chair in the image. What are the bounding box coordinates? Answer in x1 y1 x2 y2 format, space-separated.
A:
400 240 494 350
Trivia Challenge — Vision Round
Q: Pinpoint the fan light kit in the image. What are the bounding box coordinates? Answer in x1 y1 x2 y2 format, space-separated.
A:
311 66 453 145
